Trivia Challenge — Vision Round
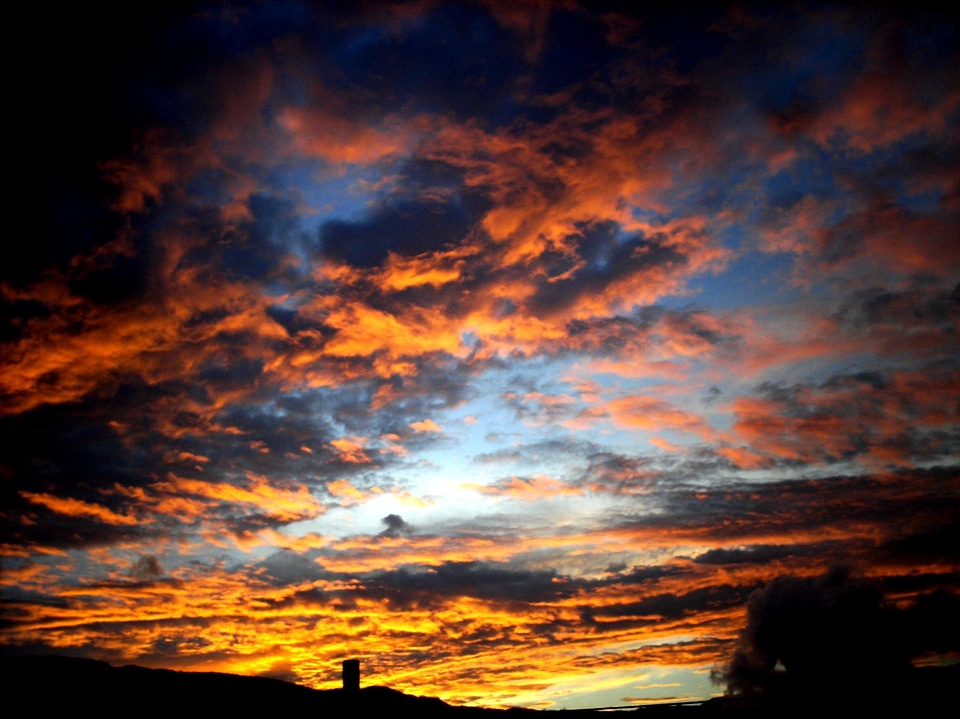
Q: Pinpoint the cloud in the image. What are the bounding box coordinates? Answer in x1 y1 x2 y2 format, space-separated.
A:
325 479 375 508
807 197 960 279
728 368 960 467
318 195 478 270
278 105 417 166
328 437 372 464
409 419 443 433
151 474 325 525
2 3 957 709
365 561 568 606
692 545 816 566
129 555 163 581
375 245 478 292
19 491 139 527
379 513 414 538
258 550 327 586
607 395 714 440
463 475 582 501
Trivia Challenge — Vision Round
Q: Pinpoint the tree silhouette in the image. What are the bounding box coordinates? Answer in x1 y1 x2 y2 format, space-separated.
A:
715 567 911 699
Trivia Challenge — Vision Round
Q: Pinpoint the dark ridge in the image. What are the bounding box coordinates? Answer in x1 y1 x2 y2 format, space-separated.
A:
2 655 956 717
0 656 526 717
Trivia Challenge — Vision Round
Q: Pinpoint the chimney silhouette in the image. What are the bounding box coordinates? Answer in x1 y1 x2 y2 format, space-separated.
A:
342 659 360 692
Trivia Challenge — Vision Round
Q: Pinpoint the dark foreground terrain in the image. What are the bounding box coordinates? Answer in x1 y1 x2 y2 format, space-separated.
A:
3 655 956 717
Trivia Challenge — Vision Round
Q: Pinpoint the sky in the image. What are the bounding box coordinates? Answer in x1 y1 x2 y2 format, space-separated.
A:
2 0 958 710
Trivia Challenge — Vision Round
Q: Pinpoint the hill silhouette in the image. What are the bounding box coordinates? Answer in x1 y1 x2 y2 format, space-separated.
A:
1 656 530 717
2 654 955 717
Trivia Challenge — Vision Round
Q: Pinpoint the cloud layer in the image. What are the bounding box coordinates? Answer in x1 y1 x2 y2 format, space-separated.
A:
2 1 958 710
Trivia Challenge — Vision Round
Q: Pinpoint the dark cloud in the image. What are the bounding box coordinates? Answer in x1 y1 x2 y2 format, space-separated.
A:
895 588 960 660
525 5 615 97
565 313 657 354
333 2 527 122
879 521 960 567
581 581 750 629
10 4 173 288
0 403 136 493
68 252 151 306
192 193 306 281
835 282 960 338
363 360 481 432
589 564 685 588
527 223 688 318
129 555 163 581
365 561 567 608
0 408 154 548
378 514 414 538
575 451 658 495
607 468 960 580
259 550 327 586
197 357 265 393
473 438 596 470
319 196 476 269
692 544 819 566
563 305 738 358
498 387 577 427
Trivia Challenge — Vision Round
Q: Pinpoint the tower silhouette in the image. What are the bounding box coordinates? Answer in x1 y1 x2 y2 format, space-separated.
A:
342 659 359 692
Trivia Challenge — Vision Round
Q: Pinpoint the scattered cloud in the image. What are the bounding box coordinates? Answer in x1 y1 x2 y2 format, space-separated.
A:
2 2 957 711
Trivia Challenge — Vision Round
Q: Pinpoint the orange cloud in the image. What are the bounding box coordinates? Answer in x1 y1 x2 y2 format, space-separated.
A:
419 109 728 314
726 367 959 467
815 199 960 277
808 72 960 154
19 492 139 526
326 478 375 507
607 395 714 440
463 475 583 501
375 245 478 292
729 396 856 463
319 302 464 363
277 104 419 165
152 474 324 523
410 419 443 433
716 446 772 470
0 239 293 420
329 437 372 464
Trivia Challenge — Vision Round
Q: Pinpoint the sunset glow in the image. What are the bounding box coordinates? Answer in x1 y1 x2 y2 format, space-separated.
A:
2 2 958 710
